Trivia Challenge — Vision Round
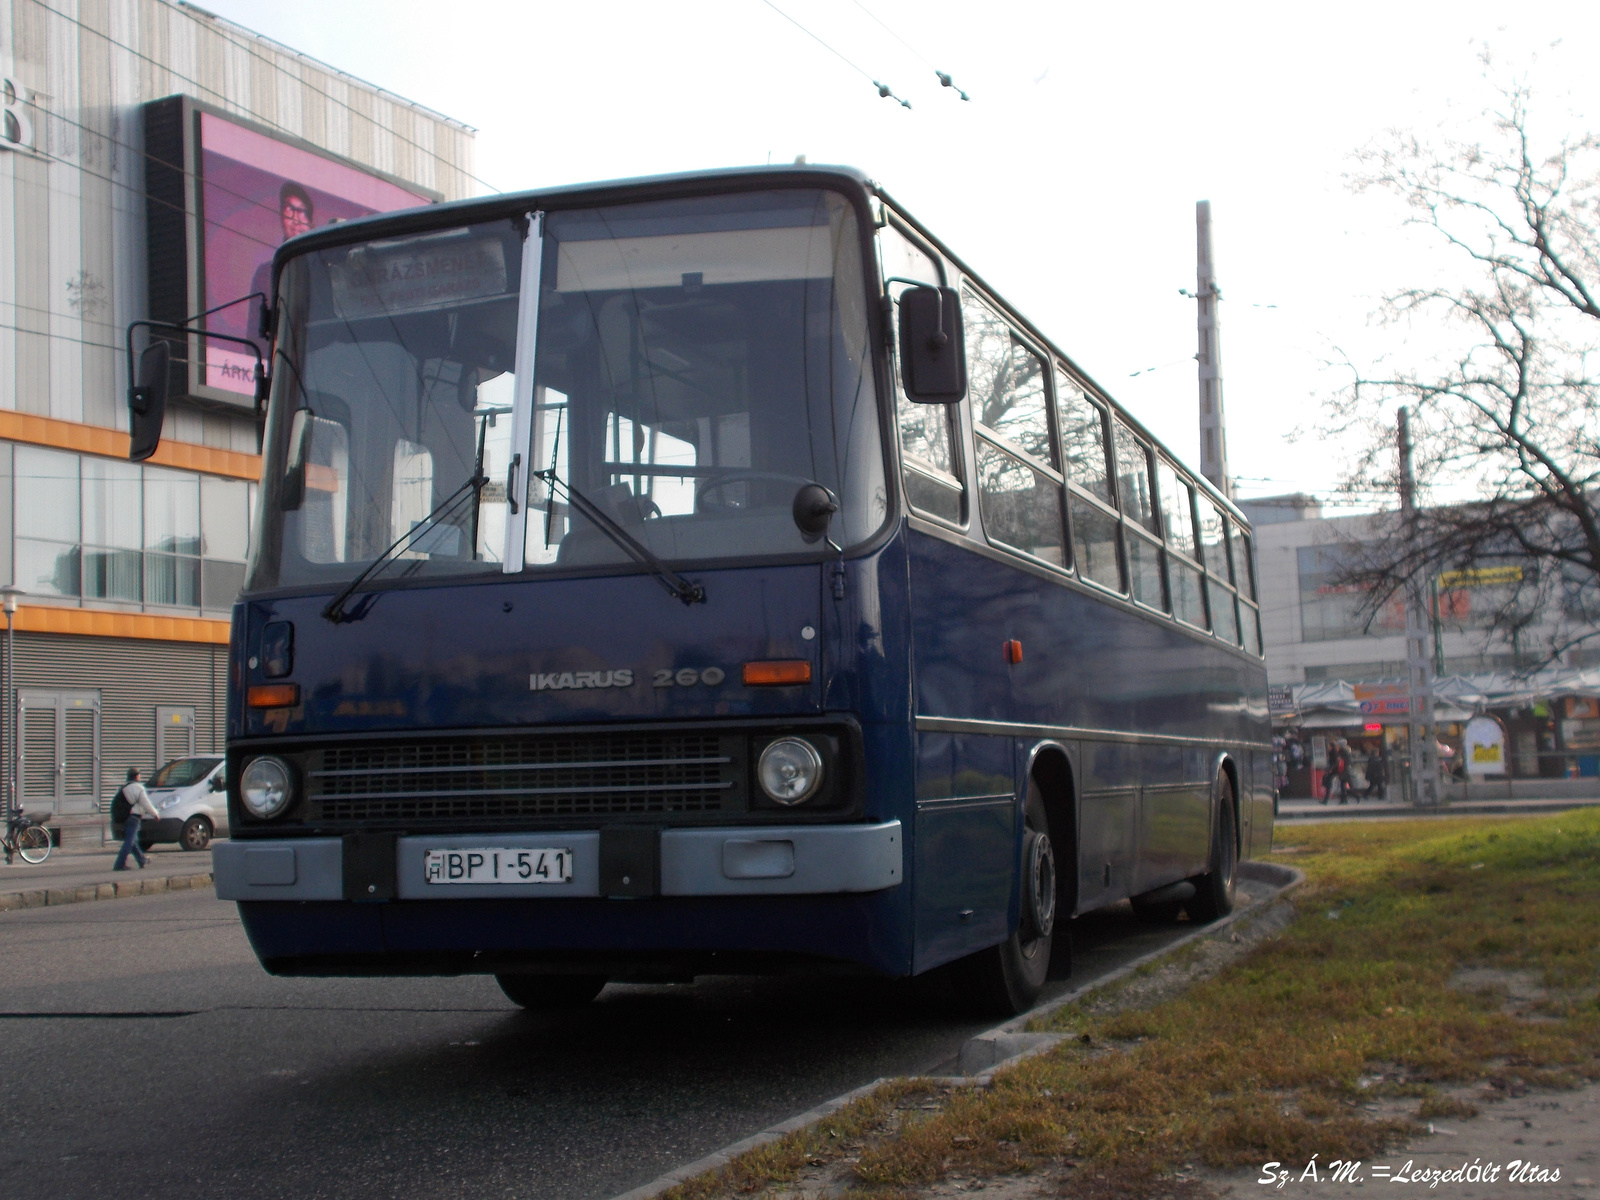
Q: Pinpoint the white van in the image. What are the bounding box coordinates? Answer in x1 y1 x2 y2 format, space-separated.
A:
113 756 228 852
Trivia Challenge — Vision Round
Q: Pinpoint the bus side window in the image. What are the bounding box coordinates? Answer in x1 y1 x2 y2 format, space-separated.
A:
1232 525 1263 653
963 291 1051 466
965 293 1063 566
881 223 964 524
1113 420 1165 611
1055 371 1112 505
1157 460 1206 629
1112 419 1157 533
1198 494 1240 644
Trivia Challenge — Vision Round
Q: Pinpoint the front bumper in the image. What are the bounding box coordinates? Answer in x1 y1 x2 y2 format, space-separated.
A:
214 821 902 902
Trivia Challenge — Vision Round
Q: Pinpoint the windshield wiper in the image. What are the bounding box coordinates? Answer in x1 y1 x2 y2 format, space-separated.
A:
323 472 488 623
535 467 706 605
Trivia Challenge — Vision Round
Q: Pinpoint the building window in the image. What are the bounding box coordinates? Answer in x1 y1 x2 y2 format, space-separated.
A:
9 447 253 614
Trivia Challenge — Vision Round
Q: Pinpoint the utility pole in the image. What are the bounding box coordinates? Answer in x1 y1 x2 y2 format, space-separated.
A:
1194 201 1230 497
1398 408 1440 806
0 586 19 818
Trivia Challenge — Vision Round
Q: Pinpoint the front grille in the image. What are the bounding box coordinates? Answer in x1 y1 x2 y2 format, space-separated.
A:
308 732 742 822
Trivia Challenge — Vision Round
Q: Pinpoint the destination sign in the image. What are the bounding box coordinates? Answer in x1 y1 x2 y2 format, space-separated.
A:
328 234 509 318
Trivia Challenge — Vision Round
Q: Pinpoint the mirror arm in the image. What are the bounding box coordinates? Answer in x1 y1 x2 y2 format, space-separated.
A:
124 319 271 460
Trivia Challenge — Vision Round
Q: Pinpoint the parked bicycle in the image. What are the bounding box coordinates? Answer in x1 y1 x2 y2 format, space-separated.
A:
3 810 52 864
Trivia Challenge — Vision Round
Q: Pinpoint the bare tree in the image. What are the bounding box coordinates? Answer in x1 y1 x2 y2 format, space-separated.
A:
1328 71 1600 666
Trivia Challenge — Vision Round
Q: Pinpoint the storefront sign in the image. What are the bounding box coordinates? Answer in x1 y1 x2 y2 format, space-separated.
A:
1437 565 1523 588
1463 715 1508 777
1354 682 1409 715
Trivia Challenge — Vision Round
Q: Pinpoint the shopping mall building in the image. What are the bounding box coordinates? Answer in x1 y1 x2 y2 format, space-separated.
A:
0 0 472 833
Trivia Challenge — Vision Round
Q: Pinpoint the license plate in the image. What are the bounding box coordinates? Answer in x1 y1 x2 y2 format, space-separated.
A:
423 847 573 885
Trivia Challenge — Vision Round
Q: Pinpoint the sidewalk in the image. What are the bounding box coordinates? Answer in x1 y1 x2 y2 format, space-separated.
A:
0 841 216 911
1276 793 1600 821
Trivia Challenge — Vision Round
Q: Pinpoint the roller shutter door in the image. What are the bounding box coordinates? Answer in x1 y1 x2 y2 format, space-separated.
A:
8 633 226 804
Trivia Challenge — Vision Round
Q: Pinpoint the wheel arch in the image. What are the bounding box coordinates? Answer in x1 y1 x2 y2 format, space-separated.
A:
1212 751 1242 857
1025 741 1078 917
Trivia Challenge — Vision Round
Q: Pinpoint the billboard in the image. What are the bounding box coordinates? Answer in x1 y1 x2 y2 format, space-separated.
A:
143 97 438 409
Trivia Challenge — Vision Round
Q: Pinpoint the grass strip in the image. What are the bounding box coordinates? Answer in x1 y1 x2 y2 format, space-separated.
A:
660 1079 936 1200
668 810 1600 1198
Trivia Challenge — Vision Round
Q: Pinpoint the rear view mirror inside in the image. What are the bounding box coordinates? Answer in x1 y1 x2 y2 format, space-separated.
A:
897 286 966 403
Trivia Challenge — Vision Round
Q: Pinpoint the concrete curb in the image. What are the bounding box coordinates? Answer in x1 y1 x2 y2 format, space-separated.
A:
0 872 214 912
607 1075 895 1200
956 859 1304 1076
1275 798 1600 822
606 859 1305 1200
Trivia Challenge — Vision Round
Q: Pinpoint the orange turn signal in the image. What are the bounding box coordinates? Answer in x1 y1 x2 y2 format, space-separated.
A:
248 683 301 709
742 660 813 686
1004 639 1024 664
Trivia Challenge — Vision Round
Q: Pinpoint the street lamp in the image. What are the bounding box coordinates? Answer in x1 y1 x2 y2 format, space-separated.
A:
0 586 22 819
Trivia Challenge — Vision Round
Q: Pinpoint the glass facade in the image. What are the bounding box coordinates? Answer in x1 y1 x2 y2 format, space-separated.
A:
7 444 253 614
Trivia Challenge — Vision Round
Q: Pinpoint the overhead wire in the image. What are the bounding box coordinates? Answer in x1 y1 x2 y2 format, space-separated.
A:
850 0 970 99
756 0 913 109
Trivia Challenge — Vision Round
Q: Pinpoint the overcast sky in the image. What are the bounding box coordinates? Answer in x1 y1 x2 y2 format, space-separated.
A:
198 0 1599 507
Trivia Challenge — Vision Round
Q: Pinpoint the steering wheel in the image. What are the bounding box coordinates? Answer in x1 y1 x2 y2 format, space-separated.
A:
695 470 820 513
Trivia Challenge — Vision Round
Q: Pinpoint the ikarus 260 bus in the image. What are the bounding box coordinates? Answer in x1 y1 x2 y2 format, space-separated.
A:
191 166 1272 1016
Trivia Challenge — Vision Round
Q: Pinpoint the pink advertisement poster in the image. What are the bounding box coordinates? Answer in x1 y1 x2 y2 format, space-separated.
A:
198 112 431 396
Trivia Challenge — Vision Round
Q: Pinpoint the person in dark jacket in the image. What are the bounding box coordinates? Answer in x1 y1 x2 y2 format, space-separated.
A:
1365 749 1388 801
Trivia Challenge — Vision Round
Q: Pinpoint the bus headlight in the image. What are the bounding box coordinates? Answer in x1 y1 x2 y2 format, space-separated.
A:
757 738 824 805
240 756 293 819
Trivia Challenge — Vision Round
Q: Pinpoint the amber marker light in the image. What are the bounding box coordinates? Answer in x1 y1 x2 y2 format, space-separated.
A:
247 683 301 708
742 660 813 686
1004 639 1024 664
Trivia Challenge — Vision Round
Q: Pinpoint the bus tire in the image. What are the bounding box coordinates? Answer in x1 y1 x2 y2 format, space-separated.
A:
1187 771 1238 923
950 786 1053 1017
495 973 607 1010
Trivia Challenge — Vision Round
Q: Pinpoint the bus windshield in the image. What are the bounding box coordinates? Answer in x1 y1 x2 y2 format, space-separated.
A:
249 189 886 591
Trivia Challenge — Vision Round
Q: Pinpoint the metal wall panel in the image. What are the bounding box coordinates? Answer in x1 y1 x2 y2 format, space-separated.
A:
7 631 223 802
2 0 476 429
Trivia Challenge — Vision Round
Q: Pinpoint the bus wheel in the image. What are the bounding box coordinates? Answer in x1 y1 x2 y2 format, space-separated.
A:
950 786 1053 1017
495 974 607 1010
1187 772 1238 923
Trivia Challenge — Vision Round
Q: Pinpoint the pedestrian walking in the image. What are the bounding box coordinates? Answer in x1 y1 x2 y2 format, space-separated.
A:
1365 749 1387 801
112 767 156 871
1338 740 1358 804
1323 740 1346 804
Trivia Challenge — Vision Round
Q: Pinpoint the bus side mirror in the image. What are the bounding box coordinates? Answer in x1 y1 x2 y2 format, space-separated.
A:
897 286 966 403
280 408 313 510
128 340 171 462
792 483 839 544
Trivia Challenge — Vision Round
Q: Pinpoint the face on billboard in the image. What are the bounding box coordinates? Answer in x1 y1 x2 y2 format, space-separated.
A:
199 112 430 397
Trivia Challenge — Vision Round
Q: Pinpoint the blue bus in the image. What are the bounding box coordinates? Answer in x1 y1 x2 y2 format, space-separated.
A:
203 166 1272 1016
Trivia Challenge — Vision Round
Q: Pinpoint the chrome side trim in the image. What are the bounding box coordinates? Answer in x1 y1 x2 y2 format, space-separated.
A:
914 794 1013 812
915 714 1272 751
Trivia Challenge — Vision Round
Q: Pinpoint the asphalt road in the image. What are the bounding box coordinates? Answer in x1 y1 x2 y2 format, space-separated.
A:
0 881 1272 1200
